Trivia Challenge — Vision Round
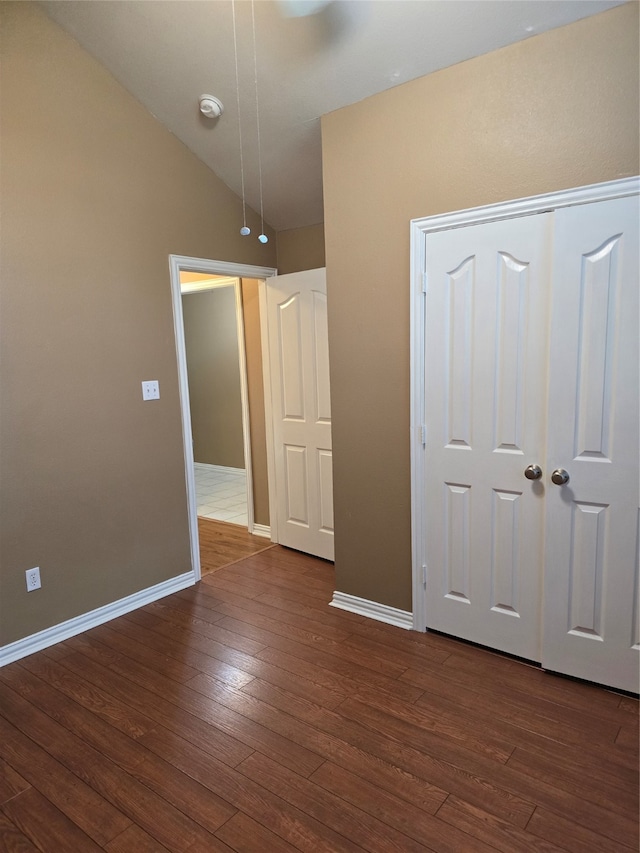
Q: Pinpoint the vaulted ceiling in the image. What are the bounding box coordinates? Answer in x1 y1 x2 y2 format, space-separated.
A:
41 0 624 231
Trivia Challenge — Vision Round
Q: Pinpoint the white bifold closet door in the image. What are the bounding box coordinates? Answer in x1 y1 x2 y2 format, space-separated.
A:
423 194 639 693
542 197 639 691
423 213 553 662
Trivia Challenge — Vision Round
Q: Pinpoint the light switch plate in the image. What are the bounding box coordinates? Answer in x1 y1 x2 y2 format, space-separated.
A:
142 380 160 401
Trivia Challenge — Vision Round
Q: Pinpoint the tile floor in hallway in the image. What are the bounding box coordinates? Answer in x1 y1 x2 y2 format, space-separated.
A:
194 462 248 526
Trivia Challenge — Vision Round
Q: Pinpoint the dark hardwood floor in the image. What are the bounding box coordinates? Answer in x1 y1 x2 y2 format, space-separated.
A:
1 546 638 852
197 518 274 574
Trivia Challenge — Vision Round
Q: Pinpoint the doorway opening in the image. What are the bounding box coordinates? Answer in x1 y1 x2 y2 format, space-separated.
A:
169 254 277 581
181 273 250 526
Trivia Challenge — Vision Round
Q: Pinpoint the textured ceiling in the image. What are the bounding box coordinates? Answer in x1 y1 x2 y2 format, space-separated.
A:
41 0 624 231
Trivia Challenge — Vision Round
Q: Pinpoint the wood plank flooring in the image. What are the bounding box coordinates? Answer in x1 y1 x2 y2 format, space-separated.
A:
197 518 274 574
1 546 638 852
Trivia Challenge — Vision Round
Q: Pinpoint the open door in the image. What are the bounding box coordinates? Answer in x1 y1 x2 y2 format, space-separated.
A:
262 268 334 561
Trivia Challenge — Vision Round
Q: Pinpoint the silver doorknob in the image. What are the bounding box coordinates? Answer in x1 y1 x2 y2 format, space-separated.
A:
551 468 570 486
524 464 543 480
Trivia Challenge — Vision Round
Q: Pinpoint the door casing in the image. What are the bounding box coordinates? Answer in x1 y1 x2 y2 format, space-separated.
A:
169 254 277 580
410 177 640 632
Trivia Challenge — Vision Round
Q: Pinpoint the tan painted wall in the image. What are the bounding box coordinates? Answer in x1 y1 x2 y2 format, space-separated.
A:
276 224 326 274
241 279 270 527
183 288 245 469
0 3 276 647
321 3 640 612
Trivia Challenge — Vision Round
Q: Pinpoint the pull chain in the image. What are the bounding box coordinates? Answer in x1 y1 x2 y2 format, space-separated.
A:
251 0 268 244
231 0 250 235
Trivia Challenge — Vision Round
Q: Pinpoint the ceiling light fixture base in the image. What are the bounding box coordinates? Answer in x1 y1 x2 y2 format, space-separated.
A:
199 95 224 118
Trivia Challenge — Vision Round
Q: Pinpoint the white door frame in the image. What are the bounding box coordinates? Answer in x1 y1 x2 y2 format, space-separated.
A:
169 254 277 580
410 177 639 632
181 274 255 526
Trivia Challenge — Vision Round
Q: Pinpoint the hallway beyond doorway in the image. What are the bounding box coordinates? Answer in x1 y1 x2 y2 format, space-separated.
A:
195 463 248 526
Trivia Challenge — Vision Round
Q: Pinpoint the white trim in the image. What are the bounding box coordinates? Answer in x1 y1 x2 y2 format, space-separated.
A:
411 177 639 235
410 203 428 633
259 279 279 545
180 275 253 528
330 592 413 630
233 278 256 532
409 176 640 633
169 255 277 578
169 255 201 581
0 572 194 667
171 255 277 281
251 523 272 539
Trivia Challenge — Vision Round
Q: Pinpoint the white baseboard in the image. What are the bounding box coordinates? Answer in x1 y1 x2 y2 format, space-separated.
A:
251 523 272 539
0 571 196 668
330 591 413 630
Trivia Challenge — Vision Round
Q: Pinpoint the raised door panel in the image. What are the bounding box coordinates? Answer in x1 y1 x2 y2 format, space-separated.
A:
542 196 639 693
446 257 474 449
494 253 528 453
490 488 524 617
572 236 619 460
283 445 309 526
277 295 305 421
567 501 607 638
443 481 471 602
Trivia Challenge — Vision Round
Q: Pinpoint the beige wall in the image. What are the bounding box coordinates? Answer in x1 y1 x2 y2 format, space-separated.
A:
322 4 640 612
0 3 276 647
183 288 245 469
241 279 270 527
276 224 326 274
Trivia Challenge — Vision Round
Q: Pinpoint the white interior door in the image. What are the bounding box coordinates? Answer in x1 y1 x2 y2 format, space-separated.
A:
542 196 639 693
263 268 334 561
423 214 552 661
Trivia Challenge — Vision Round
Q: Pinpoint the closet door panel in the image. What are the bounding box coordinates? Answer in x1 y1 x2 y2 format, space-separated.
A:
542 195 639 693
423 214 552 661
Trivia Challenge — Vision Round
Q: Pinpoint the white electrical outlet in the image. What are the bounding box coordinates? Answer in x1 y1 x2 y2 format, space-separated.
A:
142 380 160 401
25 567 41 592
